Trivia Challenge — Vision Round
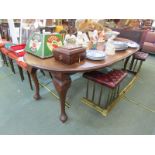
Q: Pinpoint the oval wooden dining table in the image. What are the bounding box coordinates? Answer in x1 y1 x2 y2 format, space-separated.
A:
24 38 139 123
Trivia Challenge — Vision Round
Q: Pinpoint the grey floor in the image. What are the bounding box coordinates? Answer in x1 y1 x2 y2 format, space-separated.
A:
0 55 155 135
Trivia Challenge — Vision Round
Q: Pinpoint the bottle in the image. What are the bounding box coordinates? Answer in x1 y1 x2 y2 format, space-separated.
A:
105 38 115 55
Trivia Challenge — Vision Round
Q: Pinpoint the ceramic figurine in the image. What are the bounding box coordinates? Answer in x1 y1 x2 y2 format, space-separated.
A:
98 30 106 42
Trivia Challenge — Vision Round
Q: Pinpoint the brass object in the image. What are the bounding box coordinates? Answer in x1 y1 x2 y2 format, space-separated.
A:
124 96 155 113
92 82 96 102
98 86 103 106
133 59 138 72
106 89 113 107
137 61 143 73
129 57 135 71
39 83 70 108
81 74 139 116
86 80 89 98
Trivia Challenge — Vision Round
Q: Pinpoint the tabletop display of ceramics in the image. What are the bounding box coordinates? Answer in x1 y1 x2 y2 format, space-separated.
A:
105 39 115 55
105 31 120 40
126 41 139 48
86 50 106 60
112 41 128 51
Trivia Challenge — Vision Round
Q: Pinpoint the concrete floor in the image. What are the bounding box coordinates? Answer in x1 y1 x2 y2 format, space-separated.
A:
0 55 155 135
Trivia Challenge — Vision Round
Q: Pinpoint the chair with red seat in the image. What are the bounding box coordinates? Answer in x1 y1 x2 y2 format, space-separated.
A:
83 69 127 109
7 51 19 74
6 44 26 74
16 58 33 90
8 44 33 90
0 42 16 72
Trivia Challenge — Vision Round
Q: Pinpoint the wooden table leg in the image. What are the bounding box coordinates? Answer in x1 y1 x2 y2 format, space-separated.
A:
28 66 41 100
51 71 71 123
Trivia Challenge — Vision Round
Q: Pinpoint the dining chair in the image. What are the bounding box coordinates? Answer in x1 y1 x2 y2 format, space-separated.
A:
16 57 33 90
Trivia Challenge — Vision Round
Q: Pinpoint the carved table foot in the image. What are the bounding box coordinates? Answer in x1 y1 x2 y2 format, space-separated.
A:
33 94 41 100
60 113 68 123
51 71 71 123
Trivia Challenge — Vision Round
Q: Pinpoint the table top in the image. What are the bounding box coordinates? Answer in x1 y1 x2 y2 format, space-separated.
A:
24 38 139 73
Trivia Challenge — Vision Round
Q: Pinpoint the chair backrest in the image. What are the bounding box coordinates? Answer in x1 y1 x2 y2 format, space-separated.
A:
144 31 155 43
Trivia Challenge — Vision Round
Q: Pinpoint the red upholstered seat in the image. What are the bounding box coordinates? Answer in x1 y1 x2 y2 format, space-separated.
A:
7 52 18 60
133 51 149 61
10 44 26 51
9 44 26 57
83 70 127 89
0 47 10 55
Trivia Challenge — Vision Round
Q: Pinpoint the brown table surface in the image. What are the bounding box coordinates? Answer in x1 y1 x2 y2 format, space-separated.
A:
25 47 138 73
24 38 139 123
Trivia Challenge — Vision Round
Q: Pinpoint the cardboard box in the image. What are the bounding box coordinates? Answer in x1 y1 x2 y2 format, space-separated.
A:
25 32 63 58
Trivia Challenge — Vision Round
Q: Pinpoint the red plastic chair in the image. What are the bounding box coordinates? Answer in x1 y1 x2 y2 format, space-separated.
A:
16 56 33 90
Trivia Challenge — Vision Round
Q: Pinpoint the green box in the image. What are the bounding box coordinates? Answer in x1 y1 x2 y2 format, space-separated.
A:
25 32 63 58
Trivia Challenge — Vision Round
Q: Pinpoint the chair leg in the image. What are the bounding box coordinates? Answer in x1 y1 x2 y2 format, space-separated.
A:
27 71 33 90
86 79 89 98
136 61 143 73
1 53 8 66
123 56 130 70
0 52 5 63
98 86 103 106
113 86 118 99
40 70 45 76
17 65 24 81
8 57 16 74
117 85 120 97
106 89 113 108
4 55 9 67
106 87 119 109
49 72 53 79
92 82 96 102
129 56 135 71
132 59 138 72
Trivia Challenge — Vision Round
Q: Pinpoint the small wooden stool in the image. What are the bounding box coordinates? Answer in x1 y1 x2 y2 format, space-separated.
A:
124 51 148 74
83 70 127 109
